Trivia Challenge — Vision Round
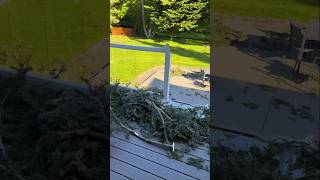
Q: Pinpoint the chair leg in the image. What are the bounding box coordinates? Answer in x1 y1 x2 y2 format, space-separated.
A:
296 61 301 75
202 73 205 85
292 59 298 73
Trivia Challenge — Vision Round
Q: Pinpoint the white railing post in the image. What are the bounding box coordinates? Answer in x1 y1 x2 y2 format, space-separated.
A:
163 44 171 102
110 43 171 101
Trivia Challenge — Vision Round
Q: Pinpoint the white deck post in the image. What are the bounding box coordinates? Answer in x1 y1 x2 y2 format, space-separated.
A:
111 43 171 101
163 44 171 102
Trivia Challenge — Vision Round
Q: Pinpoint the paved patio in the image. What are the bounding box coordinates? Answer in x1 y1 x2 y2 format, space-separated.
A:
212 46 319 141
139 67 210 107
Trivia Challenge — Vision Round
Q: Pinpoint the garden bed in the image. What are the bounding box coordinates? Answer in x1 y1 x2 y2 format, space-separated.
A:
112 27 136 36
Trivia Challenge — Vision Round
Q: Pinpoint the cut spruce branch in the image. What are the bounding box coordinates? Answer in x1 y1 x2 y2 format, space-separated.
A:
110 85 209 148
111 107 175 151
147 99 173 121
146 99 169 143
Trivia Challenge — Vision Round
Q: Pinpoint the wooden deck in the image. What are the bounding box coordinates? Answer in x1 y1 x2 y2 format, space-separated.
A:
110 131 210 180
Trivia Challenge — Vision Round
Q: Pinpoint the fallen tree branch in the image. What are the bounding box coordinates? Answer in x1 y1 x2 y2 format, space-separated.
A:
146 100 173 121
119 121 175 152
110 107 175 151
146 100 169 143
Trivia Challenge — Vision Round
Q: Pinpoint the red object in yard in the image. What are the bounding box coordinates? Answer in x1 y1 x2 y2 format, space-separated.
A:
112 27 136 36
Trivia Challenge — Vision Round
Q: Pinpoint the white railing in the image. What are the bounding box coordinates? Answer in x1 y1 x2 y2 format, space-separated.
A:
111 43 171 102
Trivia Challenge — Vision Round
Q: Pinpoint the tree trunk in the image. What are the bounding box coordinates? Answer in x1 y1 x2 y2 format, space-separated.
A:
169 33 173 41
140 0 150 39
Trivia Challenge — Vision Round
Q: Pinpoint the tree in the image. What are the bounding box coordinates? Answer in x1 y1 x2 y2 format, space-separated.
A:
149 0 208 40
110 0 130 27
140 0 151 38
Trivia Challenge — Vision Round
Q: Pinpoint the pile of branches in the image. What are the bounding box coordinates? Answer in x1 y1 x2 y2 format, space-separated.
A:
110 84 209 150
211 133 320 180
0 74 108 180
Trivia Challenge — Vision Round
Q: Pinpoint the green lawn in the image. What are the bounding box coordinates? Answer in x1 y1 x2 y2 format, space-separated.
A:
111 36 210 84
0 0 106 71
214 0 319 22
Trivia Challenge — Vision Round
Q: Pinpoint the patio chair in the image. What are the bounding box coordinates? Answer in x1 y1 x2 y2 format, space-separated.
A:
289 21 314 74
201 69 210 85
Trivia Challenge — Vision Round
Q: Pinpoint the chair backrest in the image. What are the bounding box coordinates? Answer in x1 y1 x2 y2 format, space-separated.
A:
290 21 303 41
289 21 305 47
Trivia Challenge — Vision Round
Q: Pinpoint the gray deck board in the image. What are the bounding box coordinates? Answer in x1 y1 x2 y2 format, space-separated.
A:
112 132 210 161
111 157 162 180
111 135 210 170
111 146 196 180
110 131 210 180
111 170 131 180
111 137 209 179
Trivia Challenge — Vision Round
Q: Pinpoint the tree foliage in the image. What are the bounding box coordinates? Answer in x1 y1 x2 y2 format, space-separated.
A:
110 0 131 27
114 0 209 38
149 0 208 39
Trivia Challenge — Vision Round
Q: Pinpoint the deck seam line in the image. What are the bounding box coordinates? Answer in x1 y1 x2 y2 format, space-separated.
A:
112 134 209 161
111 156 167 180
111 145 200 179
112 136 209 163
111 169 133 180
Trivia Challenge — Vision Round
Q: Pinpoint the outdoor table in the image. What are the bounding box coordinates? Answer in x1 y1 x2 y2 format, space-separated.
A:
295 19 320 74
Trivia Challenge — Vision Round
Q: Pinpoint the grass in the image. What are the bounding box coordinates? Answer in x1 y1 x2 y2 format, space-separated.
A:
111 35 210 84
214 0 319 22
0 0 107 71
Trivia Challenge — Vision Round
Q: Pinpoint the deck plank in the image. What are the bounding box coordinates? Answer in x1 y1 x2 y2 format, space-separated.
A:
112 132 209 161
111 137 209 179
111 145 198 180
111 170 131 180
111 135 210 170
111 157 163 180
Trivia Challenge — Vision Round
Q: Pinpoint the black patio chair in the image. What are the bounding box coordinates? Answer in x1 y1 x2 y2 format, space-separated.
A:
289 21 314 74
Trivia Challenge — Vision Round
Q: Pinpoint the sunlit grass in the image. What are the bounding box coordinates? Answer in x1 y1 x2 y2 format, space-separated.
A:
111 35 210 84
214 0 319 22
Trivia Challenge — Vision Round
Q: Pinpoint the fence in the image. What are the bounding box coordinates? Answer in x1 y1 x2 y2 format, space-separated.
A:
110 43 171 102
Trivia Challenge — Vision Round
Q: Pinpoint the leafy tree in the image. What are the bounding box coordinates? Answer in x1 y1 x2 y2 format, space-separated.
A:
149 0 208 40
110 0 130 27
118 0 157 37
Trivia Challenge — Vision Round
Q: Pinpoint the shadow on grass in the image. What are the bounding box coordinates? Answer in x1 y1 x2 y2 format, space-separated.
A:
128 38 210 65
128 34 208 46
